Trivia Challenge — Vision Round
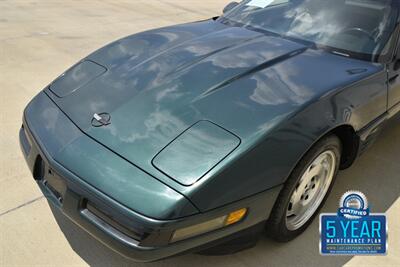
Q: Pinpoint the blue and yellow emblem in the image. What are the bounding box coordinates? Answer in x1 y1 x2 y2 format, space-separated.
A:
320 191 387 255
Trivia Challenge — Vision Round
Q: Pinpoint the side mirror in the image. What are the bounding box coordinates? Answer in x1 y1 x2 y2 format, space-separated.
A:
223 1 239 14
394 58 400 71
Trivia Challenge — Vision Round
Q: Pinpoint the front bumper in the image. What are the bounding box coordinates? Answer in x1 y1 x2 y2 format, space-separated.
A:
19 92 282 262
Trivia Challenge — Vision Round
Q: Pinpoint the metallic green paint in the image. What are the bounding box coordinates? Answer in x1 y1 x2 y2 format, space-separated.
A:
24 92 198 219
152 120 241 186
44 19 385 212
50 60 106 98
20 16 399 261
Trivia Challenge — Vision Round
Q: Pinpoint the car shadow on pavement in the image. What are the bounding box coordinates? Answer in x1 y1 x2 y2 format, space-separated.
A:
50 115 400 267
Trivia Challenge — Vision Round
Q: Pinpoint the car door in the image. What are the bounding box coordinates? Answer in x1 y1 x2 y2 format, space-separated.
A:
387 29 400 113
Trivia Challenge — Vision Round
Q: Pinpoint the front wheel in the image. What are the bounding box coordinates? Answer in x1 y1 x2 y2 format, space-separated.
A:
266 135 342 242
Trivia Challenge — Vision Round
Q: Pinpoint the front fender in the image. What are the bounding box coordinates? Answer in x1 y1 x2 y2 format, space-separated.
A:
188 68 387 212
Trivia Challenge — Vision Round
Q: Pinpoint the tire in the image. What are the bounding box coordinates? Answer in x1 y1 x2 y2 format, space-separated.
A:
266 135 342 242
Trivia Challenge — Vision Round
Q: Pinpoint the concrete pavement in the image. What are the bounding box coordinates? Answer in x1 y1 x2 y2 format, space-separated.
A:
0 1 399 266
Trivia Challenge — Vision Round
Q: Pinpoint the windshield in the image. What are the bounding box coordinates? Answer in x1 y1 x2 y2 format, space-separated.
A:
219 0 399 61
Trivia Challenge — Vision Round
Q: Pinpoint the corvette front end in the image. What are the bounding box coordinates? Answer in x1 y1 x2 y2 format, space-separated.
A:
20 91 281 262
19 0 396 259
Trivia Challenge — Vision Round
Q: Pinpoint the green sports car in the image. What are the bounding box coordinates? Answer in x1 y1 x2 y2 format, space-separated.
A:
20 0 400 262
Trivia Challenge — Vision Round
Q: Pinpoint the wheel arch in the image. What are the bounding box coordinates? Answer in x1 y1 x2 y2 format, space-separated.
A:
330 125 360 169
280 123 360 187
283 123 360 184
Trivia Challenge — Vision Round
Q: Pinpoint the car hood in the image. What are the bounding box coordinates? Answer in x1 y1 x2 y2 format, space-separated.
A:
47 20 381 194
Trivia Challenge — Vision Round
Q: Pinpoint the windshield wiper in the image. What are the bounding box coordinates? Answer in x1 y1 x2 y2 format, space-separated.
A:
331 50 350 57
321 46 375 62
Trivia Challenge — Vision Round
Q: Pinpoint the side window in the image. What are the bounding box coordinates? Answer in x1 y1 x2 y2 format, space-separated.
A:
382 35 393 56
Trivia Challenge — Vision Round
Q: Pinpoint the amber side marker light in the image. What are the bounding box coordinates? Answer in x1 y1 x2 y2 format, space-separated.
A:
171 208 248 243
225 208 248 226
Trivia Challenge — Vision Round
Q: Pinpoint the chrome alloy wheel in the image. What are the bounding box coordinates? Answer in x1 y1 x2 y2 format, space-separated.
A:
286 150 336 231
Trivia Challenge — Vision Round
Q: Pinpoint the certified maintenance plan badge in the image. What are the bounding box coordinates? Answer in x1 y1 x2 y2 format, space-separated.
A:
320 191 387 255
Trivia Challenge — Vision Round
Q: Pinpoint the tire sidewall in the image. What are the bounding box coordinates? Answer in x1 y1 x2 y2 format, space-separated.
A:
267 135 342 241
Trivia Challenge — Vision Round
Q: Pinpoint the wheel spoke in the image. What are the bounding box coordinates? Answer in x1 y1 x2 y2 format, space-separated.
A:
307 163 323 180
286 150 336 231
289 200 302 217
